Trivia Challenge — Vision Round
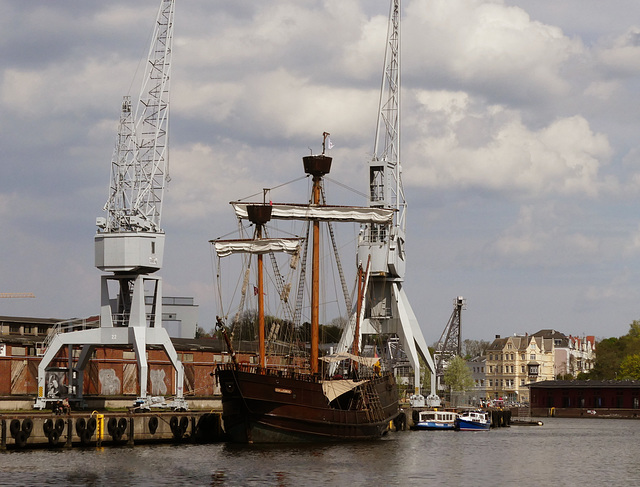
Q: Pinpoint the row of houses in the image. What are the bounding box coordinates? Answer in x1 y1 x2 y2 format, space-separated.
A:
466 329 596 404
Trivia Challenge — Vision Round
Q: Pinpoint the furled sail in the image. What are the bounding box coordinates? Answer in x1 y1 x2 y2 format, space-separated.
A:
232 203 394 224
321 379 366 403
213 238 301 257
320 351 381 368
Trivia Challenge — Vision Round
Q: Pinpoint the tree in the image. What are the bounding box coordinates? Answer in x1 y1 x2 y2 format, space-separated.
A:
443 356 475 393
462 339 491 359
589 337 623 379
619 354 640 380
195 326 213 338
587 320 640 379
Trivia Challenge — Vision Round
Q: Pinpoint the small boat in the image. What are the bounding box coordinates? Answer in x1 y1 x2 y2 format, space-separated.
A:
455 410 491 431
412 409 458 431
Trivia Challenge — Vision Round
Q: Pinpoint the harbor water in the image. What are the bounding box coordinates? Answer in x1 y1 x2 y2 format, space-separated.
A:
1 417 638 486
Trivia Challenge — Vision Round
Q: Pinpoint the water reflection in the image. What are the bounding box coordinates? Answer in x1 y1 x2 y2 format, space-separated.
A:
0 418 638 486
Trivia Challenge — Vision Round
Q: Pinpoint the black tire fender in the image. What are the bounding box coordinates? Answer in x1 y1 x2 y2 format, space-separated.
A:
9 419 20 439
54 418 65 434
107 417 118 436
15 430 28 448
87 417 97 434
75 417 86 436
148 416 159 435
43 419 54 436
48 429 60 447
21 418 33 436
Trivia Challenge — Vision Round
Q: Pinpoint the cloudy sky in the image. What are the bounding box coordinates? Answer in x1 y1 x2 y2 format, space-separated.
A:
3 0 640 345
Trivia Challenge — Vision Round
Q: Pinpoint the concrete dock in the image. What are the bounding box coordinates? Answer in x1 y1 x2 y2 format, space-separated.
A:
0 409 225 450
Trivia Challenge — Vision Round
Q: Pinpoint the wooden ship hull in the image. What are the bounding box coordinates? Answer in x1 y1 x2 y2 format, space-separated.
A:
216 364 398 443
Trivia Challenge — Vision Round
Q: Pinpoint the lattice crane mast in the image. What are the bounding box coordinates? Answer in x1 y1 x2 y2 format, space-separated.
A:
434 297 466 389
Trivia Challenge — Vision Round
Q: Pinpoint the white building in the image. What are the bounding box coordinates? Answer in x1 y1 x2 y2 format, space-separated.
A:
144 296 199 339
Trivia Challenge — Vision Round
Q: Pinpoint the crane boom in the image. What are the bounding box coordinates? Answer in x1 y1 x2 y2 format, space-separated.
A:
100 0 174 235
96 0 174 274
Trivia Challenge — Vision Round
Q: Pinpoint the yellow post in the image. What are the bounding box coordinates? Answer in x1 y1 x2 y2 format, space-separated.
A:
96 413 104 440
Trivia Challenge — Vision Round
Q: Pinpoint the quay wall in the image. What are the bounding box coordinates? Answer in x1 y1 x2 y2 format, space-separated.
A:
0 410 225 450
532 407 640 419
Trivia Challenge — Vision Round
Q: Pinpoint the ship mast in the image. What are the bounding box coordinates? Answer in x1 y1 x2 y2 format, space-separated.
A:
246 204 274 370
303 134 333 375
228 142 394 376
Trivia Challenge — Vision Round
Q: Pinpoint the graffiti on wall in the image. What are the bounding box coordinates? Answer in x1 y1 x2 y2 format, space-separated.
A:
150 368 168 395
45 370 69 398
99 368 121 395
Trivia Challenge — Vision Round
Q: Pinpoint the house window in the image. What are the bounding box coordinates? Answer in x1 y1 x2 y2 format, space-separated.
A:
530 354 536 360
11 346 26 356
490 354 493 361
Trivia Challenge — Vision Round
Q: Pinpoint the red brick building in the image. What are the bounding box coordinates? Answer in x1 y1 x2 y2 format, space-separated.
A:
530 380 640 418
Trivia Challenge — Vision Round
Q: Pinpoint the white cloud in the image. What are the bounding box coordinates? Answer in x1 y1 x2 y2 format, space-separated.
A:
490 203 599 266
405 89 612 197
404 0 584 102
4 0 640 339
596 27 640 76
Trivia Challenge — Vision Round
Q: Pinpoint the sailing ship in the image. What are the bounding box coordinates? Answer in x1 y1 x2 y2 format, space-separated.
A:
213 136 399 443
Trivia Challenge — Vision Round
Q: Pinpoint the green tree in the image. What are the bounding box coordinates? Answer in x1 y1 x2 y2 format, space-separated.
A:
462 339 491 359
195 326 213 338
443 356 475 392
587 320 640 379
619 353 640 380
589 337 623 379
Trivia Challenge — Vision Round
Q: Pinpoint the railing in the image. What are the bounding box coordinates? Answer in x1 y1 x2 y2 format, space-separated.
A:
216 362 391 383
37 318 100 356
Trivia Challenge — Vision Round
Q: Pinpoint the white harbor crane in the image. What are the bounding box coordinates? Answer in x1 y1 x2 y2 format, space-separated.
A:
333 0 440 407
35 0 186 410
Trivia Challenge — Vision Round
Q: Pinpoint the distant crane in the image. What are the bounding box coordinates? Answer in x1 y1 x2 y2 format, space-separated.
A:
0 293 35 298
35 0 186 410
332 0 440 407
434 297 466 389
